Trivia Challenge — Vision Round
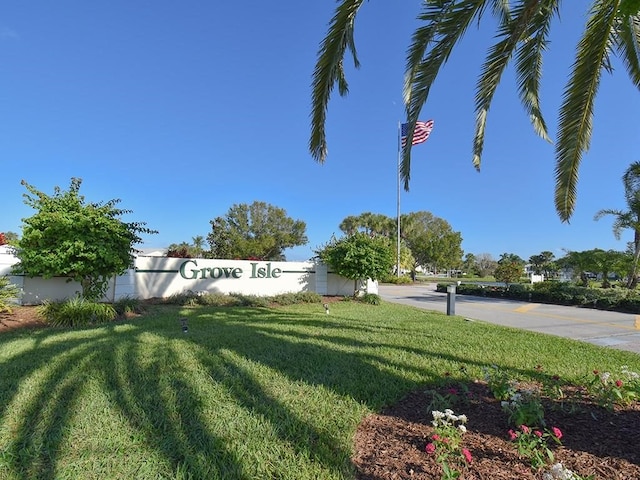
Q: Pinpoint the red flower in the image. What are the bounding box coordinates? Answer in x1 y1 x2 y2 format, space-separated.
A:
520 425 530 434
616 379 623 388
462 448 472 463
534 430 543 438
447 388 459 395
593 369 599 375
552 427 563 439
425 443 436 454
508 429 517 441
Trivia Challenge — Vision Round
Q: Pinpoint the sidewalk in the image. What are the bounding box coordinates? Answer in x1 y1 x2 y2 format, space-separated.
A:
378 283 640 355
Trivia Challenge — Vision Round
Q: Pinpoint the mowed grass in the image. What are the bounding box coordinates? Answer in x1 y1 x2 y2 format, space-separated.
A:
1 301 639 479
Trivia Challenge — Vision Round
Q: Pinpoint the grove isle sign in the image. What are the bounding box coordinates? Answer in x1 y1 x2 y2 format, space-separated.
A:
178 260 283 280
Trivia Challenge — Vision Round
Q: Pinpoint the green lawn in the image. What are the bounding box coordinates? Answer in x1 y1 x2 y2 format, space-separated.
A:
1 301 639 479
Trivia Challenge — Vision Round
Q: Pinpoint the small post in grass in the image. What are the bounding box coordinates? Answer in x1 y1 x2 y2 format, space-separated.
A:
446 284 456 316
180 317 188 333
324 303 330 315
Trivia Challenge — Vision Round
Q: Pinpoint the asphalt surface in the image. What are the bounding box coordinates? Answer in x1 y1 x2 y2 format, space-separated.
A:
378 283 640 355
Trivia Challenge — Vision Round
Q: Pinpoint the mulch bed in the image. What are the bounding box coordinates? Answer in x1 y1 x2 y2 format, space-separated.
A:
353 381 640 479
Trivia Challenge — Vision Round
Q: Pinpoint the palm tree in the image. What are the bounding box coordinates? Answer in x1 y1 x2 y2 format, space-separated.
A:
310 1 640 222
595 161 640 288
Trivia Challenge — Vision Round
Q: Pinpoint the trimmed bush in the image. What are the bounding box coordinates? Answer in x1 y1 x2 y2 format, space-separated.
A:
37 297 117 327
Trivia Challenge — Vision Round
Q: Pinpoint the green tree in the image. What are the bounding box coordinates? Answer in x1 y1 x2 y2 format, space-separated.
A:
462 253 478 276
310 1 640 222
528 251 556 277
494 253 525 286
166 235 207 258
558 250 594 286
339 212 394 237
402 211 463 275
316 232 395 296
16 178 155 300
595 161 640 288
588 248 627 288
207 201 308 261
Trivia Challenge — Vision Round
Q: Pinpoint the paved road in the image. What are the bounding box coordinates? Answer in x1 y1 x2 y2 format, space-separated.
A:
378 283 640 355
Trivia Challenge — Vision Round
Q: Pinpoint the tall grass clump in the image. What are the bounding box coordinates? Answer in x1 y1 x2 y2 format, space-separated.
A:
37 297 117 327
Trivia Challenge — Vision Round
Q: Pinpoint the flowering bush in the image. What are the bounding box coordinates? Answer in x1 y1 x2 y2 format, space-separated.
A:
425 409 471 479
483 365 517 401
589 367 640 409
500 387 545 427
509 425 563 470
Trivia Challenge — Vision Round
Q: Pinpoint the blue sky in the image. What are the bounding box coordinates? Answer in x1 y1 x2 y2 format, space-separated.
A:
2 2 639 262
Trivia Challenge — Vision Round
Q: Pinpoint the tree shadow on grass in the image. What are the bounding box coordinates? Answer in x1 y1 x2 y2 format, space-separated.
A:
2 303 640 479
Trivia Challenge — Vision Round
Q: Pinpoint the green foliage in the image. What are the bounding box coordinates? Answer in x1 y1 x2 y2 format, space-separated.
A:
381 274 413 284
359 293 381 305
494 253 526 286
0 276 20 313
162 290 322 307
588 367 640 410
17 178 155 300
113 296 144 316
270 291 323 306
402 211 463 273
509 425 563 471
37 297 117 327
207 201 307 260
316 232 395 294
310 0 640 222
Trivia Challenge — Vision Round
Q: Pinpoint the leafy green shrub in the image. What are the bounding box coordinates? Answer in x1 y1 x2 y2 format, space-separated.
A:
195 293 242 307
0 276 20 313
232 294 270 307
359 293 381 305
270 291 322 306
37 297 117 327
382 275 413 285
164 291 200 306
113 296 144 315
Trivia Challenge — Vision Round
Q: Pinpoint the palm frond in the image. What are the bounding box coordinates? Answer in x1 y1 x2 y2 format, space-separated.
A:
402 0 488 189
474 0 554 170
514 0 559 144
555 0 619 222
309 0 366 164
615 12 640 88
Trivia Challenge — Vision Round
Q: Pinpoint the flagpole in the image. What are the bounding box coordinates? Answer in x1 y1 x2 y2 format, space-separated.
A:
396 122 401 278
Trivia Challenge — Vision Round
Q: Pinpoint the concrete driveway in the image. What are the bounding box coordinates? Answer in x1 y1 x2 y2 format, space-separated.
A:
378 283 640 355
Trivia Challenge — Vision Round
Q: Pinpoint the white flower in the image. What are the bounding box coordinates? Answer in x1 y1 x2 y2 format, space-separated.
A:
600 372 611 383
457 414 468 423
458 425 467 433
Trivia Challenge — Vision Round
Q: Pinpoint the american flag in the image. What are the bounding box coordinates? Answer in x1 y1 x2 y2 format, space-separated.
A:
401 120 434 147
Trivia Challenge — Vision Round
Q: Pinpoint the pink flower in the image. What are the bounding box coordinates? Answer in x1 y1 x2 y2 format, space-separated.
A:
508 429 517 441
552 427 563 439
534 430 543 438
520 425 530 434
432 434 440 441
447 388 459 395
462 448 472 463
425 443 436 454
616 379 623 388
